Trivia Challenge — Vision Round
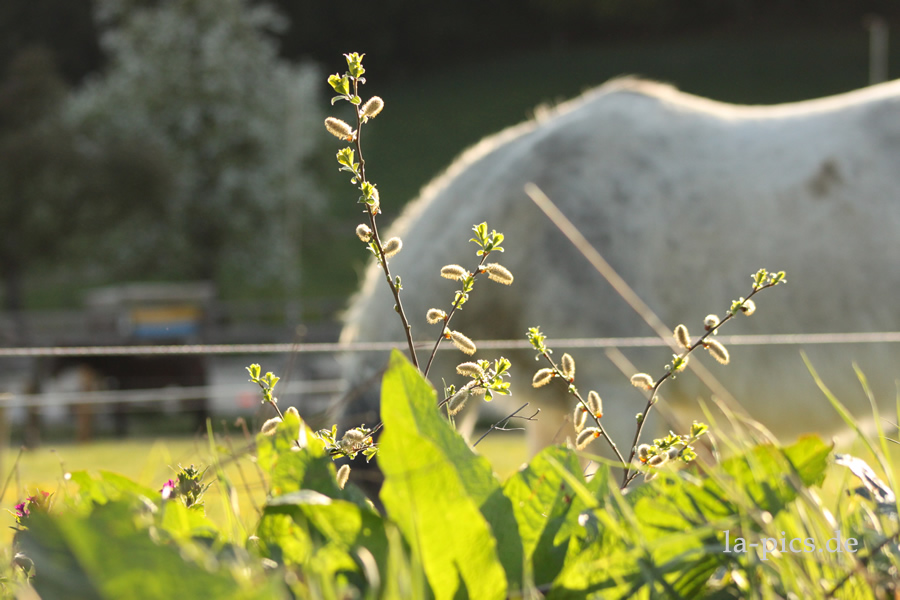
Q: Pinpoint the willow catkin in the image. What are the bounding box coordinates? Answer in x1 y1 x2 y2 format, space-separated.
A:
532 368 555 388
560 353 575 380
324 117 353 140
361 96 384 119
631 373 654 390
704 339 730 364
483 263 513 285
674 324 691 349
448 330 476 355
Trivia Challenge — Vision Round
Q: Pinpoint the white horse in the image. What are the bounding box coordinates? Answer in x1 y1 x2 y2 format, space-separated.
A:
338 77 900 458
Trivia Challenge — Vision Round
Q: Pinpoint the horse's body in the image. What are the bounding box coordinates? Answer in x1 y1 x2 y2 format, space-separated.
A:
339 78 900 454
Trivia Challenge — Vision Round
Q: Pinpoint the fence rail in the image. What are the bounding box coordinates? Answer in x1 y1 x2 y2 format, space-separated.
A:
3 331 900 358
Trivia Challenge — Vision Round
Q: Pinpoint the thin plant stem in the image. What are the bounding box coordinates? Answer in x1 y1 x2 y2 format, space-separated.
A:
538 352 627 467
352 77 419 370
423 253 491 378
620 282 778 488
472 403 538 447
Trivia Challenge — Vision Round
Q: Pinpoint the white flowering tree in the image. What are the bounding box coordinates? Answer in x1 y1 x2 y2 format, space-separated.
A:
67 0 322 294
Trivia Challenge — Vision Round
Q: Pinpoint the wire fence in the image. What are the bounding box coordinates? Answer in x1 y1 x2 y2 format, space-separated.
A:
4 330 900 357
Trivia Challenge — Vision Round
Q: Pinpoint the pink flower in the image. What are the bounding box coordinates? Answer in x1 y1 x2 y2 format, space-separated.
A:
160 479 177 500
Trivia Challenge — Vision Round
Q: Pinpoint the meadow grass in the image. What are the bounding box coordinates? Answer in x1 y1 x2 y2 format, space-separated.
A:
0 431 529 546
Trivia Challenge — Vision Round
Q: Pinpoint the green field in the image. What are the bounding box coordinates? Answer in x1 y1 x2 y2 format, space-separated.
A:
0 431 529 546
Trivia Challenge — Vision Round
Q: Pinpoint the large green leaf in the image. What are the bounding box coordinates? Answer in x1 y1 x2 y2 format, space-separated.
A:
378 350 514 600
19 501 279 600
258 491 388 593
502 445 594 586
550 436 832 598
68 470 158 508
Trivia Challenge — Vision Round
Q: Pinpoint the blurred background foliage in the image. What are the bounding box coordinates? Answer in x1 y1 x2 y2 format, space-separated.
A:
2 0 900 317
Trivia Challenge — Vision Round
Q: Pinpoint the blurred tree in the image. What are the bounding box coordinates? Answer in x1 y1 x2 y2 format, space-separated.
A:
67 0 323 296
0 0 102 84
0 47 171 343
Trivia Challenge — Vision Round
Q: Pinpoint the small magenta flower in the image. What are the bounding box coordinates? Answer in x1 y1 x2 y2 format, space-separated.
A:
12 491 51 524
161 479 177 500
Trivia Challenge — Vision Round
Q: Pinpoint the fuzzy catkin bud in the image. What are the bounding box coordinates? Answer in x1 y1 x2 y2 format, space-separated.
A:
575 427 601 450
447 389 470 416
336 464 350 489
674 324 691 350
456 362 484 378
532 368 555 388
260 417 282 436
361 96 384 119
483 263 514 285
382 237 402 258
426 308 447 324
560 353 575 380
356 224 373 242
341 429 366 452
440 265 468 280
637 444 652 461
631 373 654 390
647 453 668 467
325 117 353 140
704 339 730 364
448 330 477 355
704 314 720 331
573 405 588 432
285 406 299 419
740 299 756 316
587 390 603 418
